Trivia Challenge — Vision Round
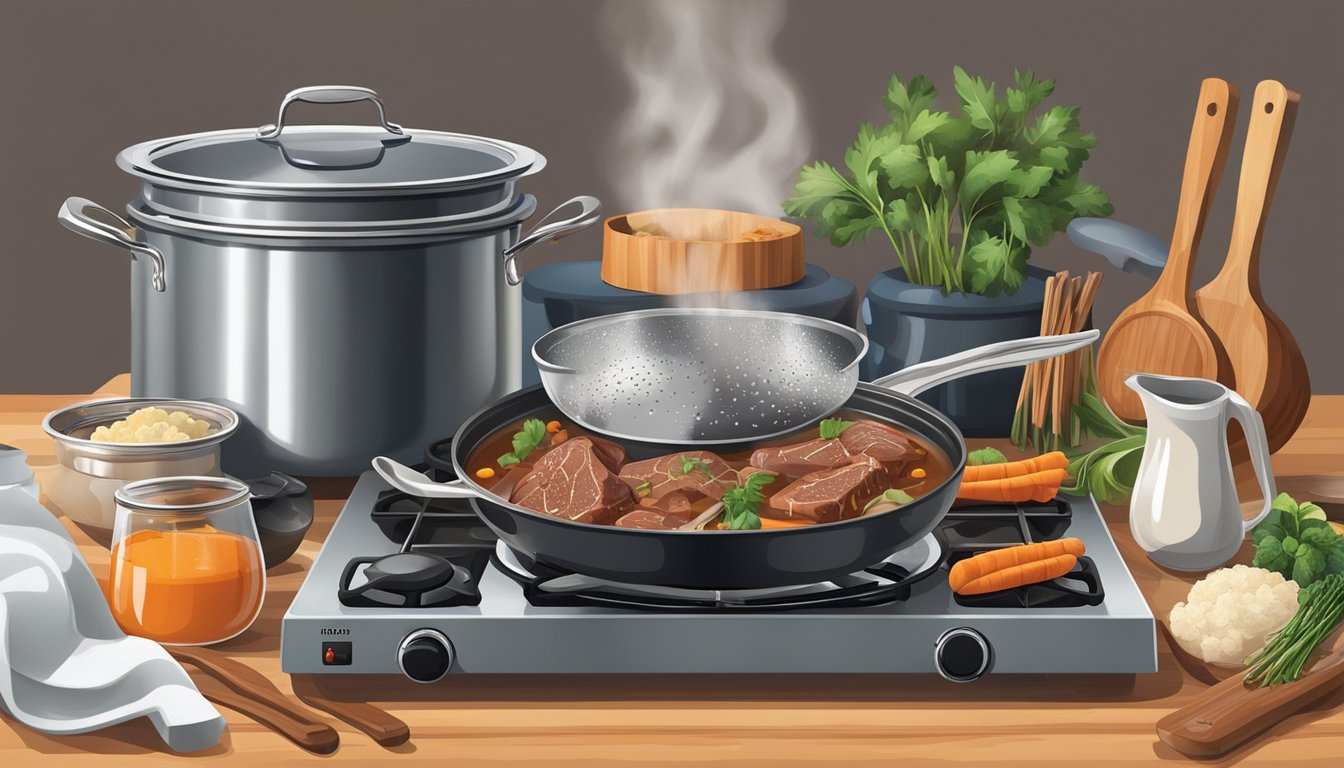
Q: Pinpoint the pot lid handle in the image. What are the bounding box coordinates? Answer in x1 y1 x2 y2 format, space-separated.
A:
256 86 405 140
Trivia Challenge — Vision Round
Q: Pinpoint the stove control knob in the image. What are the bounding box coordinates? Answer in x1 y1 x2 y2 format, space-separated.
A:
398 629 454 683
934 627 991 683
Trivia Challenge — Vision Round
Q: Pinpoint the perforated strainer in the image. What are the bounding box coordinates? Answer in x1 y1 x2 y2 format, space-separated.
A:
532 308 1099 445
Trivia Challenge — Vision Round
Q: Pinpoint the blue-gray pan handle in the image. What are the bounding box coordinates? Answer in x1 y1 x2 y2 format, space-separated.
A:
1066 218 1168 281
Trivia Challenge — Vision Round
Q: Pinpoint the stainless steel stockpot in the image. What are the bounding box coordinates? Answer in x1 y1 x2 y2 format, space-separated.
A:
59 86 601 476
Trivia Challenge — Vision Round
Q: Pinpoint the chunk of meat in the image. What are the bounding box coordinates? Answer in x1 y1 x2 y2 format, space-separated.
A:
615 508 691 530
510 438 634 525
839 419 916 467
619 451 738 501
765 455 889 523
637 490 703 517
749 438 851 476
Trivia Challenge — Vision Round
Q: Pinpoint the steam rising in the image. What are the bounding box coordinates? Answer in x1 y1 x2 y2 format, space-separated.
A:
603 0 810 215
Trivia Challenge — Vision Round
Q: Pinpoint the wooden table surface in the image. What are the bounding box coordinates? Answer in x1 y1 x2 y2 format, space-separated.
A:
2 375 1342 766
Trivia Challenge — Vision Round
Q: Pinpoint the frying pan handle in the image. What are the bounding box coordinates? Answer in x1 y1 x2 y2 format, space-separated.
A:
872 330 1100 397
372 457 488 500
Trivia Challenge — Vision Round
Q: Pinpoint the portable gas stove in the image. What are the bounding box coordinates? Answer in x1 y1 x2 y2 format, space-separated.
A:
282 443 1155 683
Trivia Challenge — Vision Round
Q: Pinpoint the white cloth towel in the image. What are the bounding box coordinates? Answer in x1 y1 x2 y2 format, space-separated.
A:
0 487 225 752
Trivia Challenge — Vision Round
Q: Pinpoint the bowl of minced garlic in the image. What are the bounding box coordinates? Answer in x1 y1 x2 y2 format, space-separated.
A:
40 398 239 542
91 406 214 443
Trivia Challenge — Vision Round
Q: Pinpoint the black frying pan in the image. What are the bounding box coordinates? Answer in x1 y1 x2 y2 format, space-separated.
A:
374 382 966 590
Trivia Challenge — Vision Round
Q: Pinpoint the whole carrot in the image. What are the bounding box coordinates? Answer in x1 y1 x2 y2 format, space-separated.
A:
962 451 1069 482
956 554 1078 595
948 538 1085 593
957 467 1069 503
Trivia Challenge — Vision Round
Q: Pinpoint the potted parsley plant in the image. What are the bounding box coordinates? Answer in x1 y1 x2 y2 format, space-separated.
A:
785 67 1113 435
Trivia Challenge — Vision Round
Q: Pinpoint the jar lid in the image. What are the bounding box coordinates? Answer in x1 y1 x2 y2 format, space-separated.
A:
0 444 34 487
116 86 543 194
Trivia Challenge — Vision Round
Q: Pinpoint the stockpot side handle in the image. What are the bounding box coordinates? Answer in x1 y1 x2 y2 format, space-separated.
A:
256 85 404 140
57 197 167 292
500 196 603 286
872 329 1100 397
373 457 488 501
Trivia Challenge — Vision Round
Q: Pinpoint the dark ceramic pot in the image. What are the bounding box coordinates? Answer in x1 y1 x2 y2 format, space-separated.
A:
861 266 1052 437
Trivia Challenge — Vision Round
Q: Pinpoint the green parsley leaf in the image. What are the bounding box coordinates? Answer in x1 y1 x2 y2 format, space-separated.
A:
497 418 548 468
819 417 856 439
680 456 712 479
722 473 776 530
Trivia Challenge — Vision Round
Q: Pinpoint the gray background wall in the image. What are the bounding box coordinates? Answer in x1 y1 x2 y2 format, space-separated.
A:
2 0 1340 394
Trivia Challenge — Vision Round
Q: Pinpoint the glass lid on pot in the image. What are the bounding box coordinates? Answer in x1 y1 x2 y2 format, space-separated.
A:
117 86 544 193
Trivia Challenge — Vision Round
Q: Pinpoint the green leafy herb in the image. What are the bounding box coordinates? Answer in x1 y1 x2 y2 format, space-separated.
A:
1252 493 1344 588
679 456 712 479
1059 394 1146 505
819 417 856 439
966 446 1008 466
721 473 776 531
863 488 916 515
785 67 1113 297
634 480 653 497
496 418 548 468
1243 573 1344 687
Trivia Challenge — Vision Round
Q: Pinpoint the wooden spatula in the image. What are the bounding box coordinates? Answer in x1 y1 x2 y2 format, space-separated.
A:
1156 628 1344 758
1097 78 1239 422
1195 80 1310 453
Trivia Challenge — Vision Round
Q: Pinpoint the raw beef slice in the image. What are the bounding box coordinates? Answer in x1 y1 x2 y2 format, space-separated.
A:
619 451 738 501
510 438 634 525
749 438 852 476
838 420 916 466
766 455 889 523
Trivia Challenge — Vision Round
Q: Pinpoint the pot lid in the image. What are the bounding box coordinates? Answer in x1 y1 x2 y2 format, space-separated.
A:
116 86 544 193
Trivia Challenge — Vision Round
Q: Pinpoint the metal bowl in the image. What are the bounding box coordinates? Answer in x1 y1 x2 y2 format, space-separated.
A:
40 398 239 543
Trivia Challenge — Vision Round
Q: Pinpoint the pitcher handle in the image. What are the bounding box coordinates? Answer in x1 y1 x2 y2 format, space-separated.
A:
1226 391 1277 533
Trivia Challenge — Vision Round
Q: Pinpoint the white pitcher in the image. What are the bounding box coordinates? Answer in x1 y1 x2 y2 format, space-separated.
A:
1128 374 1276 572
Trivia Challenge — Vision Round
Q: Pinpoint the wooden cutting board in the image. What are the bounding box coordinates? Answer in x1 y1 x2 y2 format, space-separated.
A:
1097 78 1238 422
1195 79 1311 453
601 208 804 294
1156 628 1344 758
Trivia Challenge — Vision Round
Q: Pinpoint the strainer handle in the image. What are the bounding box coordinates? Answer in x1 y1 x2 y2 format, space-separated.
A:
871 330 1100 397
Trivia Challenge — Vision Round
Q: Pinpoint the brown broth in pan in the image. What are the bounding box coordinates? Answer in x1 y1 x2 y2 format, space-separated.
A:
464 410 954 530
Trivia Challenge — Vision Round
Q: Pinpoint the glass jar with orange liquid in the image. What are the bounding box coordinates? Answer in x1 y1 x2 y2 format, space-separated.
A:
109 476 265 645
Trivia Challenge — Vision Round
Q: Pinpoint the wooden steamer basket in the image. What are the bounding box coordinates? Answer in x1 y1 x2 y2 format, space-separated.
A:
601 208 804 294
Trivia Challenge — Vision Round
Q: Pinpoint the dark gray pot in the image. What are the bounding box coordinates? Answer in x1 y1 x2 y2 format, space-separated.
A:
861 266 1051 436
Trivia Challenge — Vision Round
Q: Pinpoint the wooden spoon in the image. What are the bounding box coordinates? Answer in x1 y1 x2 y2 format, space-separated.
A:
1157 627 1344 758
1195 80 1310 454
1097 78 1239 422
169 647 339 753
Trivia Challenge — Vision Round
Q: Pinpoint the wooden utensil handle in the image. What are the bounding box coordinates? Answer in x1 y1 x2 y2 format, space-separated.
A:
292 677 411 747
169 646 339 743
193 676 340 754
1155 78 1239 304
1156 656 1344 757
1223 80 1300 285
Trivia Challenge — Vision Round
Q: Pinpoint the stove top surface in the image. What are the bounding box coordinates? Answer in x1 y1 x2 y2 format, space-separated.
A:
282 469 1156 679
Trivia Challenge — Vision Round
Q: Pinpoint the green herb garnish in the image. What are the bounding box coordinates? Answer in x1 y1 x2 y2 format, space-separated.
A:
863 488 915 515
496 418 548 468
819 417 855 439
634 480 653 497
1059 394 1146 505
679 456 712 479
1243 574 1344 687
966 446 1008 466
1252 493 1344 589
721 473 776 530
784 67 1112 297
